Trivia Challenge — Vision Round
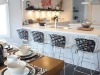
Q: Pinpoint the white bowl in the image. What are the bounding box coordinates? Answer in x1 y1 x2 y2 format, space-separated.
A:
0 39 7 47
7 61 26 74
19 45 30 54
7 55 18 63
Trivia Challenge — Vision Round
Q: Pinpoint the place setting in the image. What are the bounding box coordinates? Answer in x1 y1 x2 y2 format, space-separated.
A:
0 44 47 75
1 61 35 75
1 60 47 75
8 45 44 63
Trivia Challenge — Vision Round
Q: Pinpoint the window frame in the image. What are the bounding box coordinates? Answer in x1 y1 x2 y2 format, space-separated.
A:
0 2 10 38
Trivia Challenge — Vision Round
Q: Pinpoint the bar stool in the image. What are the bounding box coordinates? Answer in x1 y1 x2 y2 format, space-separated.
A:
17 29 29 45
72 36 100 75
31 31 50 56
49 33 74 75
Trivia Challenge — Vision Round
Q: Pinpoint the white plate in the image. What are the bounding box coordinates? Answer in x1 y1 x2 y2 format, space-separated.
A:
14 50 33 56
20 52 37 59
4 59 20 66
0 65 35 75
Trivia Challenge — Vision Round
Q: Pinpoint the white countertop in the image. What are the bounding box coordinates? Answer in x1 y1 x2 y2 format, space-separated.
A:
22 25 100 36
69 23 100 28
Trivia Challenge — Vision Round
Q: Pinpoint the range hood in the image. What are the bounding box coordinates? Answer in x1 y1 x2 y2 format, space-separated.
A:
82 0 100 5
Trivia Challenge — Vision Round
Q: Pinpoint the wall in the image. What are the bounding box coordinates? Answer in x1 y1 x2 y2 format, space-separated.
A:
70 0 100 25
91 5 100 25
4 0 22 45
23 0 62 22
23 0 71 21
73 0 85 22
85 0 100 25
61 0 72 21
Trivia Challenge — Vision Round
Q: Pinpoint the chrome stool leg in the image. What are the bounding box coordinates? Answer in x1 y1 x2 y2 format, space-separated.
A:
31 31 50 56
72 37 100 75
49 34 75 75
72 52 82 75
72 51 100 75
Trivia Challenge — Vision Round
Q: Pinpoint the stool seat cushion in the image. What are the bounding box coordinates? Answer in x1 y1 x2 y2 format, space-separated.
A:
50 34 66 48
31 31 44 43
75 38 95 52
17 29 28 40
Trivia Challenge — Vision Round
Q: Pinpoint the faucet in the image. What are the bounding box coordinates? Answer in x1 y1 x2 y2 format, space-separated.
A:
54 17 58 29
54 17 64 29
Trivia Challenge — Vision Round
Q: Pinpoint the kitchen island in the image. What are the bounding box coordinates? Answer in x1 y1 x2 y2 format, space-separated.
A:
22 24 100 36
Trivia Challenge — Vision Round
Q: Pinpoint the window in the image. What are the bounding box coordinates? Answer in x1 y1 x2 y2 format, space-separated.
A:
0 1 10 37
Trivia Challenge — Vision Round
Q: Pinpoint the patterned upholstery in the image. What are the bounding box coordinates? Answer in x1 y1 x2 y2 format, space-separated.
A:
75 38 95 52
49 34 66 48
31 31 44 43
17 29 28 41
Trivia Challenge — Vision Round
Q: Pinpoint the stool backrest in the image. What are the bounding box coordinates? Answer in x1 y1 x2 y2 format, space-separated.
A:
75 38 95 52
31 31 44 43
49 34 66 48
17 29 29 41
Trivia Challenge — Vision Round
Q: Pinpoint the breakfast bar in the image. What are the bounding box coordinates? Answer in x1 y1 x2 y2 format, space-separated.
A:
22 24 100 36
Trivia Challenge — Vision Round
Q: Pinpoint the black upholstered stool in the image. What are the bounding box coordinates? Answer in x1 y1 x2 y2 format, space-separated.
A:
72 37 100 75
49 34 74 75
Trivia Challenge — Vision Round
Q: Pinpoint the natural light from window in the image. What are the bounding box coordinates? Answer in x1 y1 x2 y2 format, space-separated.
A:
0 4 7 35
0 3 10 37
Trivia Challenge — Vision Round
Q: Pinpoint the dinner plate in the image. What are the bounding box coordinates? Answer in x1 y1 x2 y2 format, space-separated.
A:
4 59 20 66
14 50 33 56
0 65 35 75
20 52 37 59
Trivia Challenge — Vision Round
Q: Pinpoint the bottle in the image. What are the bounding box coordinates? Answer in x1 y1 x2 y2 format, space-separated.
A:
0 44 4 66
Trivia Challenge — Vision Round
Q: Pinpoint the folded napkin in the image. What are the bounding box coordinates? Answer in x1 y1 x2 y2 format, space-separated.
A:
29 64 47 75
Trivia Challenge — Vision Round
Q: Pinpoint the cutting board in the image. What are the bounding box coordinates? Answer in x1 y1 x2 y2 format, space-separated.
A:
77 27 94 31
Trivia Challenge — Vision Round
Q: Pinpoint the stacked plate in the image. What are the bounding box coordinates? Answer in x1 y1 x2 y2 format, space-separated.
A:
0 64 47 75
13 50 34 56
0 65 35 75
12 50 43 62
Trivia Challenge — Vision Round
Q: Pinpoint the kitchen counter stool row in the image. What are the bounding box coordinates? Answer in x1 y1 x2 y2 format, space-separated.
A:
17 28 100 75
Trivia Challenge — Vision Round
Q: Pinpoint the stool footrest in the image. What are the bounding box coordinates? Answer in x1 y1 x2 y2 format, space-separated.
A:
75 69 90 75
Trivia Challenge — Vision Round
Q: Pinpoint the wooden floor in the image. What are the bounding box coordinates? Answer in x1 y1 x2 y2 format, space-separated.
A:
60 63 100 75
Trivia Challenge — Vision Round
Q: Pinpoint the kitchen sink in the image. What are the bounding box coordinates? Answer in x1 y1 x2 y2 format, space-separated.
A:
46 26 70 29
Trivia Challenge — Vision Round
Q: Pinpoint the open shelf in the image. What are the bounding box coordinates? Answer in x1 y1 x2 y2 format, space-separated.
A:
73 10 79 12
26 8 64 11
